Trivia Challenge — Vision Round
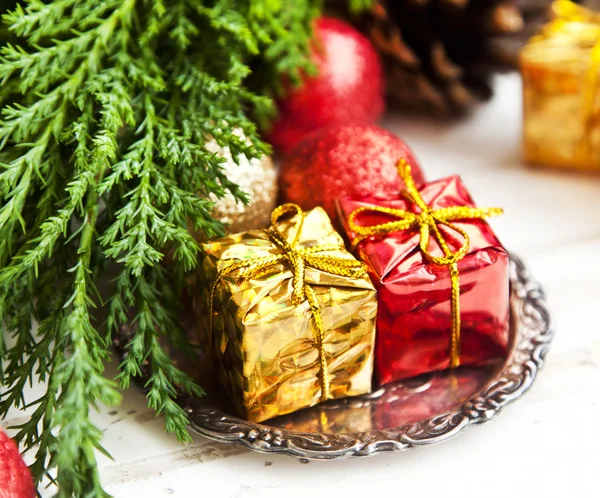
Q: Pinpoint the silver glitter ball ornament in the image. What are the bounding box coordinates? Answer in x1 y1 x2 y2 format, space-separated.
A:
205 138 277 236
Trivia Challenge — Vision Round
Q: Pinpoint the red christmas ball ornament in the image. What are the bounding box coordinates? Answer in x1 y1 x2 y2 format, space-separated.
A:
0 428 35 498
279 123 426 221
267 17 385 153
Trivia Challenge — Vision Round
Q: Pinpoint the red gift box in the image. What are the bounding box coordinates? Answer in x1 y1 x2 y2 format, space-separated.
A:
337 167 510 386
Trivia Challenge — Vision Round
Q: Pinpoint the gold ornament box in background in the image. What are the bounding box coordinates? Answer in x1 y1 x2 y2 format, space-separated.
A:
521 0 600 171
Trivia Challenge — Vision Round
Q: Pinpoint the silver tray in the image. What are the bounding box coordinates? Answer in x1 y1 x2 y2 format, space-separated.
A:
116 255 553 459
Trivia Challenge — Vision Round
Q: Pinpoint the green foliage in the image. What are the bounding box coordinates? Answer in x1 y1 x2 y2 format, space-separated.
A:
0 0 323 496
347 0 375 13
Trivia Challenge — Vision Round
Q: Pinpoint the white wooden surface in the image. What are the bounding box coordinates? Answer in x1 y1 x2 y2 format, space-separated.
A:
6 73 600 497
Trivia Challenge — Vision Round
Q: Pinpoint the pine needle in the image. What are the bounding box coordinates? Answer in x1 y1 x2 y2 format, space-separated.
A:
0 0 325 495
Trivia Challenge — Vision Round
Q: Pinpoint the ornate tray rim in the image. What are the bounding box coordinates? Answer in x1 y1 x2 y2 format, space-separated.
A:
169 255 554 459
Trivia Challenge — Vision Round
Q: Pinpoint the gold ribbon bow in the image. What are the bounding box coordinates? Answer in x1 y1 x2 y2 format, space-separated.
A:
534 0 600 158
209 203 367 401
348 160 503 368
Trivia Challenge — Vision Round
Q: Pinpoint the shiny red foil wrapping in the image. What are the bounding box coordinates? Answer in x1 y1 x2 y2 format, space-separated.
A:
337 176 510 386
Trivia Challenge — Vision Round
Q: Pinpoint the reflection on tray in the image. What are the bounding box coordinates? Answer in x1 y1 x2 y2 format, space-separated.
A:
270 362 502 433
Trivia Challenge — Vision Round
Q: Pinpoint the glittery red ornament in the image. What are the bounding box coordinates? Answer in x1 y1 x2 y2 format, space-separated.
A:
267 17 385 153
0 428 35 498
279 123 425 221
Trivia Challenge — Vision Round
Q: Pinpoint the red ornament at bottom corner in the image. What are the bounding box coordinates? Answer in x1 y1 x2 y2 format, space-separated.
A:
0 428 36 498
278 123 426 222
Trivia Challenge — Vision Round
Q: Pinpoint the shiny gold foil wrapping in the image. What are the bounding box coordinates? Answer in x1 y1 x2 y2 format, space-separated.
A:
520 2 600 170
197 207 377 423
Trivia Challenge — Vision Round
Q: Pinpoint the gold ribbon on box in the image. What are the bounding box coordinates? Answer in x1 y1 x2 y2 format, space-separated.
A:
209 203 368 401
348 160 503 368
532 0 600 158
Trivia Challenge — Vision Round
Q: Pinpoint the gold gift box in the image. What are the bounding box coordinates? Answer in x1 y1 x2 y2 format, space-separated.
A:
197 206 377 423
520 1 600 170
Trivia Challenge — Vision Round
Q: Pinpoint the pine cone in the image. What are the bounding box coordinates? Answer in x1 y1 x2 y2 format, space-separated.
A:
340 0 553 115
489 0 557 68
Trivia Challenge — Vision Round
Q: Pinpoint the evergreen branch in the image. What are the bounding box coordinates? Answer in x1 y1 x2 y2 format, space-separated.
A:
47 187 121 496
347 0 376 13
0 0 359 495
1 174 121 495
113 267 203 443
